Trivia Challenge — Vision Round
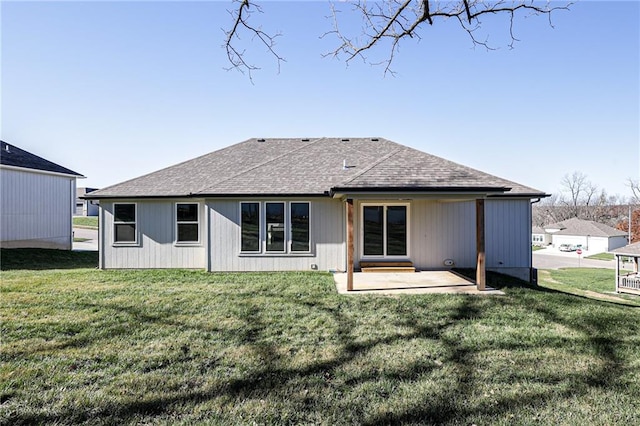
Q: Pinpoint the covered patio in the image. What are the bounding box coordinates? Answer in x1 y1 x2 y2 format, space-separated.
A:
333 270 504 295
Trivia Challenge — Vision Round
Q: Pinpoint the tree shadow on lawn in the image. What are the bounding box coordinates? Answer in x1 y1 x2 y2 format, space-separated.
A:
0 248 98 270
457 268 640 309
8 277 639 425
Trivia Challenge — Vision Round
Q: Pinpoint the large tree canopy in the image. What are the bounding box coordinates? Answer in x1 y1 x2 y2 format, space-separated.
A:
224 0 572 77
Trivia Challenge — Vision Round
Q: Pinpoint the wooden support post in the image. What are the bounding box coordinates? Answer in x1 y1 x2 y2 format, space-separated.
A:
615 254 620 293
476 199 486 291
346 199 354 291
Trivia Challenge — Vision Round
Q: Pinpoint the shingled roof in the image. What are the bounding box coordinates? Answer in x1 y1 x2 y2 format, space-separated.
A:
86 137 546 198
611 241 640 256
545 217 628 238
1 141 83 177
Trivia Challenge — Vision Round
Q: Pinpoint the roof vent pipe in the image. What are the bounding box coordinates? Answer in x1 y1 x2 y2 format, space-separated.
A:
4 144 9 153
343 159 348 170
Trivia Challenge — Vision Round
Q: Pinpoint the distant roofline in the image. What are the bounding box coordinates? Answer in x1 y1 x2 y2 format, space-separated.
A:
1 140 84 177
1 163 86 179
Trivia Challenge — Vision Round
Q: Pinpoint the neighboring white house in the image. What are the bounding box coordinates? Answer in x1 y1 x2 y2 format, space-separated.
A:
76 187 99 216
532 226 552 246
1 141 84 250
544 217 628 254
84 137 549 286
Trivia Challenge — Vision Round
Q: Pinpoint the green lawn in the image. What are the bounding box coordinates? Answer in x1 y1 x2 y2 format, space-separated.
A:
532 245 545 251
538 268 640 306
1 250 639 425
585 252 614 261
72 216 98 229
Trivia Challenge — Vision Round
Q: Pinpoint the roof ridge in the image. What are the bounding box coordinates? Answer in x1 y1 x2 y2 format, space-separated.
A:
194 137 325 194
340 147 403 185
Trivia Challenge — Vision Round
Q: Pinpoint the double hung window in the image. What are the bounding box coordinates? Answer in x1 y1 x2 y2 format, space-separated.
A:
176 203 199 244
113 203 137 244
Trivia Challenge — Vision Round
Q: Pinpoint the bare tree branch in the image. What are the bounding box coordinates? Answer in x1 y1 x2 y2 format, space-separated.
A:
223 0 284 81
325 0 572 74
224 1 572 77
628 178 640 203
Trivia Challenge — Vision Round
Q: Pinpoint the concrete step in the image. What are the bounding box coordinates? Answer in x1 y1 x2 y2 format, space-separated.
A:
361 267 416 273
360 261 414 268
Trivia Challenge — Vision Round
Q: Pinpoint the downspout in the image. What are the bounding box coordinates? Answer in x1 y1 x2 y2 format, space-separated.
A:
530 198 541 284
70 178 76 250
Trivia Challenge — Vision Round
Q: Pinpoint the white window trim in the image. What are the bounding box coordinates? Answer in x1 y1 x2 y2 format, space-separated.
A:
360 202 410 259
112 202 138 246
264 201 287 253
240 201 262 254
238 201 313 256
290 201 311 254
174 202 201 246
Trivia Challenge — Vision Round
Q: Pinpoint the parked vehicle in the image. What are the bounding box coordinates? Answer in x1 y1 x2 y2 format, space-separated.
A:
559 244 576 252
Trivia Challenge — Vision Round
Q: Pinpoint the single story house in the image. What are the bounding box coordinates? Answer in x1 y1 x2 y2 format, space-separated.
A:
544 217 628 253
532 226 551 246
76 187 99 216
84 137 548 289
1 141 84 250
610 242 640 295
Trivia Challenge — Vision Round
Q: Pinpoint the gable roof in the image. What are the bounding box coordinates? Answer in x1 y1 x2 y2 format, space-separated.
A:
86 137 546 199
1 141 84 177
545 217 628 238
532 226 546 234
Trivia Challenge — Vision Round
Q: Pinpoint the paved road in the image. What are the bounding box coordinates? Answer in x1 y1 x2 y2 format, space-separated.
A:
72 227 98 251
533 248 616 270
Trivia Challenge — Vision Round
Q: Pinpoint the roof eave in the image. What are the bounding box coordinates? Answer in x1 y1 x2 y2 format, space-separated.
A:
330 186 512 198
83 192 331 200
1 163 85 178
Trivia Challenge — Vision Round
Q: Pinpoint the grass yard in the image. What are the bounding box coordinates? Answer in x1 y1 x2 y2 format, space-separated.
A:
585 252 614 261
539 268 640 306
72 217 98 229
1 250 639 425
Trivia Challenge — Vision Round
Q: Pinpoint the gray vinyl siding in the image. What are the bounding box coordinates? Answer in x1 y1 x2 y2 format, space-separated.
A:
101 200 205 269
410 200 477 269
354 198 531 270
0 168 75 249
208 198 345 272
485 199 531 268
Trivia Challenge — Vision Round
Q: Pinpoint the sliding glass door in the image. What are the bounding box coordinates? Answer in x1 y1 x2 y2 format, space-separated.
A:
362 204 408 257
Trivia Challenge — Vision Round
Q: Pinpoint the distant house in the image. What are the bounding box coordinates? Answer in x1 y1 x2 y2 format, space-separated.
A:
544 217 628 253
1 141 84 250
532 226 551 246
84 137 548 288
76 187 99 216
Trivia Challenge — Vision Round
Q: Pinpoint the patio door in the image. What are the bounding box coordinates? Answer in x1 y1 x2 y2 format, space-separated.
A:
362 204 408 257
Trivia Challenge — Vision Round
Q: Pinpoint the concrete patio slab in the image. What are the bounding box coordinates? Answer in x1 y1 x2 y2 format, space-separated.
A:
333 271 504 295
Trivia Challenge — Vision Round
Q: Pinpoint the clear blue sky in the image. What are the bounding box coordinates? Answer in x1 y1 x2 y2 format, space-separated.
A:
2 1 638 199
